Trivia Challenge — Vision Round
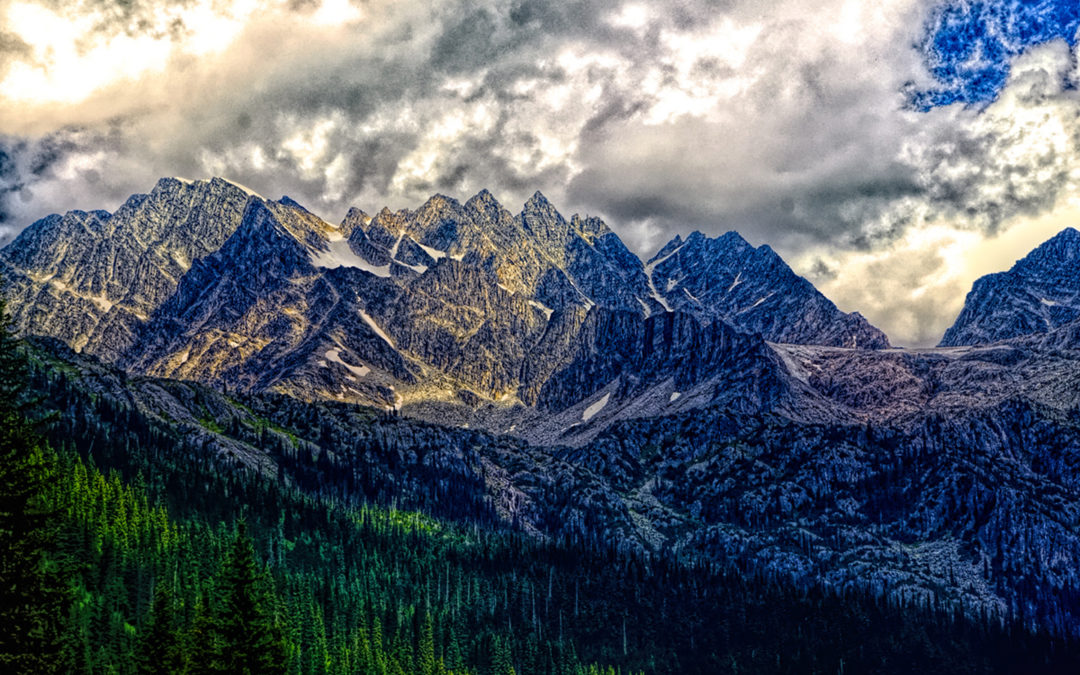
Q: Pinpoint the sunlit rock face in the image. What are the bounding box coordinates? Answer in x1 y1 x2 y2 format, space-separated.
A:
940 227 1080 347
0 177 256 357
1 177 891 437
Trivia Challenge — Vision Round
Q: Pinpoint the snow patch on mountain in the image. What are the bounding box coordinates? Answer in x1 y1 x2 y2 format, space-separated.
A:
358 310 395 347
310 236 391 277
583 392 611 421
324 348 370 378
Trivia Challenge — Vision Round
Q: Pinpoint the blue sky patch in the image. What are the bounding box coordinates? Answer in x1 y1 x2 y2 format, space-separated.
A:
912 0 1080 110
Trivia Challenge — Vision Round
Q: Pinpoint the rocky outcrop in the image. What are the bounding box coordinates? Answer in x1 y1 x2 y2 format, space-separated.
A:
536 309 785 413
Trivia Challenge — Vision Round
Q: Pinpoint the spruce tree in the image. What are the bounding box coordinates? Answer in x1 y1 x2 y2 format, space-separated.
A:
418 612 436 675
188 587 222 675
136 579 185 674
0 298 67 673
215 520 289 674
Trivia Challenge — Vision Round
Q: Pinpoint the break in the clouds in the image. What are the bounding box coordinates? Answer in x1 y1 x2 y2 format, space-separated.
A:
2 0 1080 346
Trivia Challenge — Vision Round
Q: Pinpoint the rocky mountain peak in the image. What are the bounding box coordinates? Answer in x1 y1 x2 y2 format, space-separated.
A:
647 234 684 265
1015 226 1080 273
278 195 309 211
705 230 752 252
524 190 556 213
522 191 569 249
464 188 503 214
358 207 409 250
569 215 611 243
645 230 890 349
418 193 461 216
339 207 370 239
940 226 1080 346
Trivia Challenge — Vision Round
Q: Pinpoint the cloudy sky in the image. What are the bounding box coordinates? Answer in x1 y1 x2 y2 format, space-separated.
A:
1 0 1079 346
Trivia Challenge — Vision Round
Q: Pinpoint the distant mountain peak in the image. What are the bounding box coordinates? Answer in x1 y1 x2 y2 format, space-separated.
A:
525 190 554 209
715 230 753 249
154 176 191 190
1051 225 1080 241
211 176 262 197
645 229 890 349
278 196 308 211
147 176 263 202
421 193 461 210
1016 225 1080 270
940 226 1080 346
342 207 370 225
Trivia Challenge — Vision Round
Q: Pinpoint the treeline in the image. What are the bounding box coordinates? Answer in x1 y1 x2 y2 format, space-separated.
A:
5 326 1080 672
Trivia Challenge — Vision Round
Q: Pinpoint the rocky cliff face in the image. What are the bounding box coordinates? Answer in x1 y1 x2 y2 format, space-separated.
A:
1 177 891 440
646 231 890 348
940 227 1080 346
0 177 257 357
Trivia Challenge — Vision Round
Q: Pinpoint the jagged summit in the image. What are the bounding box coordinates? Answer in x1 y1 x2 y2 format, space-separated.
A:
645 229 890 349
1014 226 1080 272
278 195 308 211
154 175 264 198
647 234 684 265
1 178 892 439
421 193 460 212
940 226 1080 346
715 229 751 246
464 188 502 213
525 190 555 209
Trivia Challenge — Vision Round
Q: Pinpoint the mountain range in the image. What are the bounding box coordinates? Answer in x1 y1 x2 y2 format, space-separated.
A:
0 177 887 444
7 177 1080 639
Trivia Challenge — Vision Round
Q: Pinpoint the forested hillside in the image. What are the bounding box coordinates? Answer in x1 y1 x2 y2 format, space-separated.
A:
1 320 1077 673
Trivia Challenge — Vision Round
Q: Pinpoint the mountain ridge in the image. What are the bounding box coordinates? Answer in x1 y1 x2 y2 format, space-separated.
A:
10 177 1080 640
0 176 891 443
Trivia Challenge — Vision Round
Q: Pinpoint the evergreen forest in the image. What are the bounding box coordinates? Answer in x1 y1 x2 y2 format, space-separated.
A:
2 307 1079 674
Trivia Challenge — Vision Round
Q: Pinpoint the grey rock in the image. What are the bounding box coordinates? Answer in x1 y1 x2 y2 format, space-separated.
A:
646 231 890 348
941 227 1080 346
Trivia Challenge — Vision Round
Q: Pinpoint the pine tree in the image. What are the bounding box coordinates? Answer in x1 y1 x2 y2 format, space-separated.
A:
188 587 221 675
418 611 436 675
489 634 515 675
215 521 289 674
0 298 67 673
136 578 185 674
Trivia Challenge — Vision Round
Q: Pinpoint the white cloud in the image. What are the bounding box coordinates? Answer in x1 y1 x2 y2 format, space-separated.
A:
789 38 1080 345
1 2 172 103
3 0 1080 347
